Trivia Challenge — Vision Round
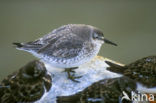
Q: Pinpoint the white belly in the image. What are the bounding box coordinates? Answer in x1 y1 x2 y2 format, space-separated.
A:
41 45 101 68
31 44 102 68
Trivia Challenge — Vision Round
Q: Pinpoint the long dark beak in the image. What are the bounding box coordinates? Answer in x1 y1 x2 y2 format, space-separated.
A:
103 38 117 46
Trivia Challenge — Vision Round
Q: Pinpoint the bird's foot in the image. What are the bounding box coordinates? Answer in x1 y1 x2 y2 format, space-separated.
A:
64 67 82 83
68 75 82 83
64 67 77 73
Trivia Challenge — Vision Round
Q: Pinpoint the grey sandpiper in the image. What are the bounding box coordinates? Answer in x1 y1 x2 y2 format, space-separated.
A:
13 24 117 82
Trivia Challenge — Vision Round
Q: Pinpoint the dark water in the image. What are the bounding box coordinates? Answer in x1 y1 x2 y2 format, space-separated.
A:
0 0 156 80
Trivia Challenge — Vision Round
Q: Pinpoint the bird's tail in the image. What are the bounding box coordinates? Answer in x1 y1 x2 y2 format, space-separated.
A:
13 42 42 51
105 61 126 74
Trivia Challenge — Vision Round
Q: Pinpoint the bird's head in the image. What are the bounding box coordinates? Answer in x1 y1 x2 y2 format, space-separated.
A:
92 27 117 46
71 24 117 46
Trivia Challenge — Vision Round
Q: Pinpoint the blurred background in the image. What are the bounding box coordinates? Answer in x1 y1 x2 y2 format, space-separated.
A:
0 0 156 80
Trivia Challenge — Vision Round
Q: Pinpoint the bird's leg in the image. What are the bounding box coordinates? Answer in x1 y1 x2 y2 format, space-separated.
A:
64 67 82 82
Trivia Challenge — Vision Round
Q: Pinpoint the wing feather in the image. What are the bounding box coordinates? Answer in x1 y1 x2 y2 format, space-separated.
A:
21 25 84 59
39 34 83 59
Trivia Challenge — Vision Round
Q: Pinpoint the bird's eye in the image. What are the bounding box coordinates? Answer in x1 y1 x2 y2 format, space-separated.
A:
93 33 99 39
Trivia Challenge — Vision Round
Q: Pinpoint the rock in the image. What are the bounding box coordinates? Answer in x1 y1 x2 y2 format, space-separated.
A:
38 56 122 103
106 56 156 92
0 60 52 103
56 56 156 103
57 76 136 103
1 56 156 103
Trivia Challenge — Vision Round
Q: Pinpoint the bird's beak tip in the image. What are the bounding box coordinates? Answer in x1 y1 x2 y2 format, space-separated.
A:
103 38 118 46
113 43 118 46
